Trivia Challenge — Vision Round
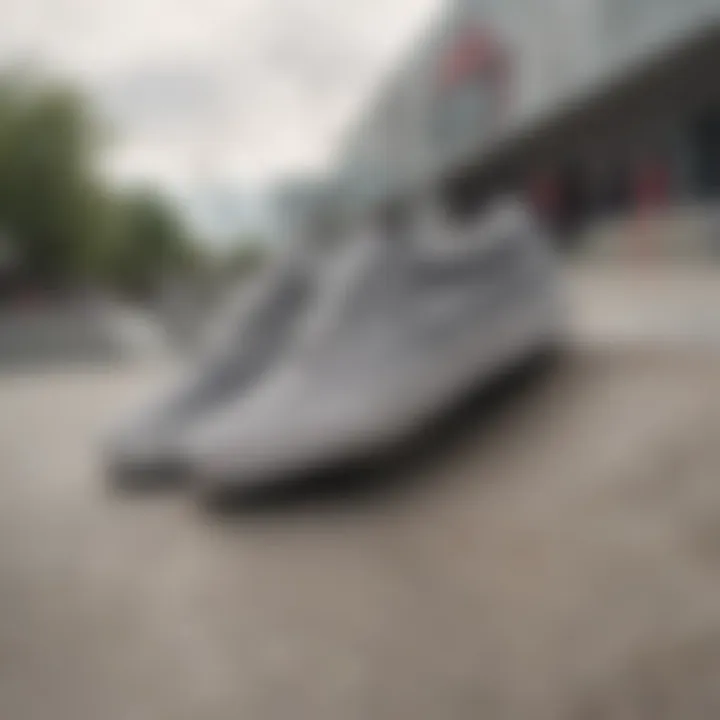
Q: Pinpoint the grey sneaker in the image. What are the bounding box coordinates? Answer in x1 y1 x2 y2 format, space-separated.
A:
186 200 566 501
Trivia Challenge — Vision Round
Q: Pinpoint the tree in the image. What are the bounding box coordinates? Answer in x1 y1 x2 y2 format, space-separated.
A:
0 71 211 299
108 189 200 298
222 235 267 281
0 75 109 288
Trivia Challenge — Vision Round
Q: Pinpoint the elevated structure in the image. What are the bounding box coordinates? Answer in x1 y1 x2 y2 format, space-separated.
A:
331 0 720 243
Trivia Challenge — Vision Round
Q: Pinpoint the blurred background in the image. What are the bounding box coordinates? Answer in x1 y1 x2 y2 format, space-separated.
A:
2 1 720 719
2 1 720 353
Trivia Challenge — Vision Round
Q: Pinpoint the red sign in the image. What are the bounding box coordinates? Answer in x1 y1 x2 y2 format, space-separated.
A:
438 27 509 89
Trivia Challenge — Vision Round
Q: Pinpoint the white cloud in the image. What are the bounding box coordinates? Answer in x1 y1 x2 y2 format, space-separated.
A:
0 0 441 188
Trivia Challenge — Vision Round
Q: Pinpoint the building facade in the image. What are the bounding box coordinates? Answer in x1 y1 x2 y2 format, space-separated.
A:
331 0 720 238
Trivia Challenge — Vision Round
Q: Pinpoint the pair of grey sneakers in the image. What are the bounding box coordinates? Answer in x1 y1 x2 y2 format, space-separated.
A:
105 200 565 502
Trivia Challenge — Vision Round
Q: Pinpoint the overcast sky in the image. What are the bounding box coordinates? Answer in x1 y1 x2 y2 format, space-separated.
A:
0 0 441 192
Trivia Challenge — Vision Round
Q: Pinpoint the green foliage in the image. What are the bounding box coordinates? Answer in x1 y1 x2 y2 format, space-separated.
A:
107 189 198 298
0 76 104 284
0 71 206 295
223 236 267 280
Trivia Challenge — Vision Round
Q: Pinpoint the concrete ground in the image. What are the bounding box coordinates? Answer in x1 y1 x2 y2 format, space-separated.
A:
1 267 720 720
